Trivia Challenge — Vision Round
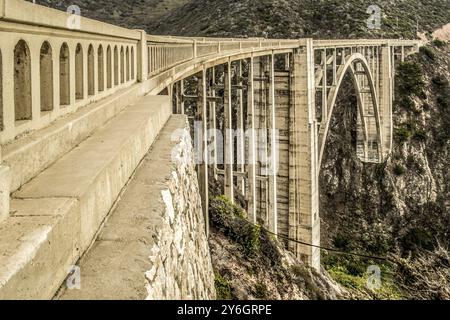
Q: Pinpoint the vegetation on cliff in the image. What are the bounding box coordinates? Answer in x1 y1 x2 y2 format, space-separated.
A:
208 195 344 300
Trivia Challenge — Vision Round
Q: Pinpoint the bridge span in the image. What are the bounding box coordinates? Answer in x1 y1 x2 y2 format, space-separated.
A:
0 0 420 298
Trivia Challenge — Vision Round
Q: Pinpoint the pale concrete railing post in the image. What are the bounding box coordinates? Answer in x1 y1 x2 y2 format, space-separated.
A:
0 146 11 224
193 40 198 59
137 30 148 83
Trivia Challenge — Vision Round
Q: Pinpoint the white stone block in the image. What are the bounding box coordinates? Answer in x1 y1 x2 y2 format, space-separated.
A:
0 166 11 224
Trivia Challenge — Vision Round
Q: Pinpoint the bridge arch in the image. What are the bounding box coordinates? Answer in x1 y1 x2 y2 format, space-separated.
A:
318 52 383 168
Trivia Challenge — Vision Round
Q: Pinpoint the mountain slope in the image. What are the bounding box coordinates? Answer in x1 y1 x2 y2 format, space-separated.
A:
149 0 450 39
29 0 190 30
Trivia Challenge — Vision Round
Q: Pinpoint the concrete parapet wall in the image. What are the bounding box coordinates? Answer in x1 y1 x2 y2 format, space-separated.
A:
144 116 215 299
58 115 216 300
0 95 171 299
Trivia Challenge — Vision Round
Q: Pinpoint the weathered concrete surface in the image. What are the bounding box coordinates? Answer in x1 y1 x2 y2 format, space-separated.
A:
0 95 171 299
0 165 11 223
57 115 216 300
3 84 145 193
0 198 79 299
15 95 171 253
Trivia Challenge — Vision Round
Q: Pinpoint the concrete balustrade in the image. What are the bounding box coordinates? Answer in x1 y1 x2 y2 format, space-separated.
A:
0 24 139 143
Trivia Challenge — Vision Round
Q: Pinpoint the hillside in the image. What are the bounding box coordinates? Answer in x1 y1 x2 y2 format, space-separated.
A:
148 0 450 39
31 0 450 39
28 0 190 30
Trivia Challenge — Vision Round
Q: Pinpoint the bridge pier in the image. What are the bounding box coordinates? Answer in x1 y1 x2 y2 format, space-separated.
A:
197 67 209 236
289 43 320 270
379 45 393 158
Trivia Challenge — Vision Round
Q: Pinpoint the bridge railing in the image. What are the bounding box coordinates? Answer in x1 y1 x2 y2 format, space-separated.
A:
145 36 304 80
0 0 142 144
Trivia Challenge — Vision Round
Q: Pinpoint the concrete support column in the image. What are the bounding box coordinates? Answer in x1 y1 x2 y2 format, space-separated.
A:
137 30 148 83
267 54 278 235
210 67 218 179
379 45 393 158
197 68 209 236
236 61 245 195
321 50 327 124
246 56 257 224
289 40 320 270
223 60 234 202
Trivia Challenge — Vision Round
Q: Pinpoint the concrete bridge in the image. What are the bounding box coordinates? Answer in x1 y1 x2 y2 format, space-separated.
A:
0 0 420 299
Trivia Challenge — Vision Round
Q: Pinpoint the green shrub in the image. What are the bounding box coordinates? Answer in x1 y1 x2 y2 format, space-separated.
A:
394 125 413 143
333 234 350 249
432 75 448 87
437 95 449 109
400 228 434 253
393 164 406 176
433 39 447 48
420 46 436 61
413 129 427 141
396 62 425 97
209 195 260 256
214 271 233 300
254 283 268 299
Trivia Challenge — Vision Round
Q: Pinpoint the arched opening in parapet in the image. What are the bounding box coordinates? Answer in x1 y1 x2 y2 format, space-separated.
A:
14 40 32 122
147 46 151 75
59 43 70 106
0 50 3 131
75 44 84 100
114 46 119 86
126 47 130 82
87 44 95 96
40 41 53 112
98 45 104 92
106 45 112 89
120 47 124 84
131 47 135 80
